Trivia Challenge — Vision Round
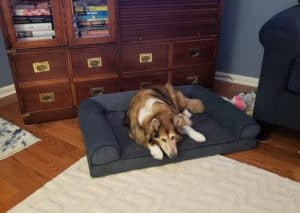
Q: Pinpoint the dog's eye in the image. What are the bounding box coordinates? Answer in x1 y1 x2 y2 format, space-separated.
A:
161 138 167 142
171 136 176 140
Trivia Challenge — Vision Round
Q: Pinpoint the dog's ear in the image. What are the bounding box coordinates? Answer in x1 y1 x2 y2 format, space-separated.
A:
150 118 160 131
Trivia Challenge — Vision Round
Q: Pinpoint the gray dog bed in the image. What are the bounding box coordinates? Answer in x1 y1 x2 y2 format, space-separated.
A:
78 85 260 177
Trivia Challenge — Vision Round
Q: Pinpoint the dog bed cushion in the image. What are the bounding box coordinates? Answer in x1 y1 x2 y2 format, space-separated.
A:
79 85 260 177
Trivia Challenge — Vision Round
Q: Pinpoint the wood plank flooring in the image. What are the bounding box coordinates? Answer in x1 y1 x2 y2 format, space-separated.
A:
0 80 299 212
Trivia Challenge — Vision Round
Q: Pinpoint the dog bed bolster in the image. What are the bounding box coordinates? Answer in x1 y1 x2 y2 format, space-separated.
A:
79 99 121 165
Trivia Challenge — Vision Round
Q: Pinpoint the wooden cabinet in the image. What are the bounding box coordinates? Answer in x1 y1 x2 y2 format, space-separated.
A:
0 0 223 123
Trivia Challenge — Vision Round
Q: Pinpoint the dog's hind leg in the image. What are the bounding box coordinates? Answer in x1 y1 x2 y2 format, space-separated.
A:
179 126 206 143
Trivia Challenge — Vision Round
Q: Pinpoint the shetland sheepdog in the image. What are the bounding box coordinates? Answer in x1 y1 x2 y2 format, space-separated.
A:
126 82 206 160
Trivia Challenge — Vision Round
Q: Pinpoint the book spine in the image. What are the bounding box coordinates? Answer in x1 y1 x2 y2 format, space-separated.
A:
13 16 53 24
74 6 108 12
17 30 55 38
78 15 108 22
14 23 53 31
14 8 51 16
18 36 53 41
76 11 108 16
77 20 107 27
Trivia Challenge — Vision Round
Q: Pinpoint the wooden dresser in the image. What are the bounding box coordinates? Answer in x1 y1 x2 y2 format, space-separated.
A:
0 0 222 124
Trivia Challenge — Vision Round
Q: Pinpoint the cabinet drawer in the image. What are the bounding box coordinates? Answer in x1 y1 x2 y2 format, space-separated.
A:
122 73 168 91
19 81 73 112
74 77 119 103
173 39 216 67
172 65 215 87
70 46 117 77
122 44 169 73
14 50 68 82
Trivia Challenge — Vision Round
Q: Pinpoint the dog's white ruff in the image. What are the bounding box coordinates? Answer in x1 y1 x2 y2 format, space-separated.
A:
9 156 300 213
148 144 164 160
138 98 164 126
180 125 206 142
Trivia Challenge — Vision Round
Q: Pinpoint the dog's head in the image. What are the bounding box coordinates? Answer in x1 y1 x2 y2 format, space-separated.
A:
148 114 190 159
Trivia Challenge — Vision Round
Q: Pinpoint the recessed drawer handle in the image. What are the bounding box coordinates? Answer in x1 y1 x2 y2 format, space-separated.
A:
188 48 201 58
87 57 102 68
39 92 55 103
140 81 152 88
187 76 198 84
33 61 50 73
139 53 153 63
90 87 104 96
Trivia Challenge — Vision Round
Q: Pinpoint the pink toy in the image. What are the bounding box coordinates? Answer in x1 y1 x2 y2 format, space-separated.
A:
231 96 246 111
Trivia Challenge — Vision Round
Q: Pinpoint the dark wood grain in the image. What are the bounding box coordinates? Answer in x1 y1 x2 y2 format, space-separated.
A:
172 64 215 87
13 49 69 82
70 46 117 77
74 75 119 103
173 39 216 67
122 43 169 73
122 72 168 91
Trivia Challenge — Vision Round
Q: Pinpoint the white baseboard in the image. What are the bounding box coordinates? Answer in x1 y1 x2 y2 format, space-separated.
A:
0 84 16 99
215 71 259 88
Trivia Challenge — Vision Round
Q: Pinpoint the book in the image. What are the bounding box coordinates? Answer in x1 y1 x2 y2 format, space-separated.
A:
17 30 55 38
74 5 108 13
14 8 51 16
87 6 108 12
77 20 108 27
76 11 108 16
13 16 52 24
18 36 53 41
14 23 53 31
77 15 108 22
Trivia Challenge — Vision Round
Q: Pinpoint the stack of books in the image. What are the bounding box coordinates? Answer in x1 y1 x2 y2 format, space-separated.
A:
13 1 55 41
73 3 109 38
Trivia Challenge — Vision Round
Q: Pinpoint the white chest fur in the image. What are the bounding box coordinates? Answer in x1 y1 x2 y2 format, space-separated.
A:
138 98 163 126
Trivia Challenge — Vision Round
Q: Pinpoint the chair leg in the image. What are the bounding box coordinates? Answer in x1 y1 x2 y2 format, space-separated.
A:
257 121 271 141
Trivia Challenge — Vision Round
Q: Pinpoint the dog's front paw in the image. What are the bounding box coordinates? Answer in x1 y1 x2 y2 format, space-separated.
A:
149 144 164 160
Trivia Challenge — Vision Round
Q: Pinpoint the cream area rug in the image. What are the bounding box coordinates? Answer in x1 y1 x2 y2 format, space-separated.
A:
0 117 40 161
9 155 300 213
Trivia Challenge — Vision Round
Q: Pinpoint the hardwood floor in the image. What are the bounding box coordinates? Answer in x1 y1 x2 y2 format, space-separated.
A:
0 80 299 212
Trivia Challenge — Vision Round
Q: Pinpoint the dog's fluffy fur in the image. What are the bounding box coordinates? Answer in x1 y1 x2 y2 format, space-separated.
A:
126 82 206 160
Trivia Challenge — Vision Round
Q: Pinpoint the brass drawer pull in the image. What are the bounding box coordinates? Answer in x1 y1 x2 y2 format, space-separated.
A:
87 57 102 68
39 92 55 103
186 76 198 84
90 87 104 96
139 53 153 63
188 48 201 57
33 61 50 73
140 81 152 88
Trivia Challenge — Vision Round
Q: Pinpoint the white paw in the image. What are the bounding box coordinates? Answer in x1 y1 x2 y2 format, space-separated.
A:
183 109 192 118
149 144 164 160
191 132 206 143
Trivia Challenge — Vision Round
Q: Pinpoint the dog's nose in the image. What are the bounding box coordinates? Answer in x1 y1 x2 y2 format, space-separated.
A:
169 152 177 159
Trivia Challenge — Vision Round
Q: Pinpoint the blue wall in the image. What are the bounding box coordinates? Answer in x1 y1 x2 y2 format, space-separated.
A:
217 0 298 78
0 30 12 87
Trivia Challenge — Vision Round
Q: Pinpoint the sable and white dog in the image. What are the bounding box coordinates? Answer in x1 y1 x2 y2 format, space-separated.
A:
126 82 206 160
